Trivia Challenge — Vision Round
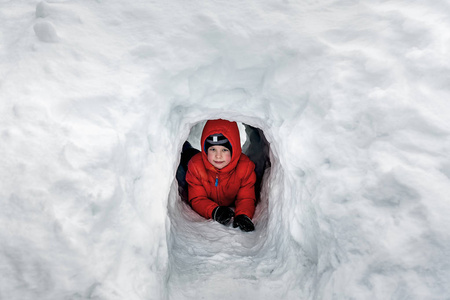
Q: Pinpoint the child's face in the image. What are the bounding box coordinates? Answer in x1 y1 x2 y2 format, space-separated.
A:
207 145 231 169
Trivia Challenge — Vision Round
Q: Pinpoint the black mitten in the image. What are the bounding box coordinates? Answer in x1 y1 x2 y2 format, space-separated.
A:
233 215 255 232
212 206 235 225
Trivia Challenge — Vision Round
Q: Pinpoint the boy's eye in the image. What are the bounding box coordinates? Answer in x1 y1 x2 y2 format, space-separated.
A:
222 149 229 152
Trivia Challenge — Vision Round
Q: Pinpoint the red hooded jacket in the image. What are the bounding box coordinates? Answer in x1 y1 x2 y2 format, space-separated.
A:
186 119 256 219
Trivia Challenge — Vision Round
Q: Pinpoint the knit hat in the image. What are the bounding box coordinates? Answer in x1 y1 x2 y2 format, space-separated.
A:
204 133 232 155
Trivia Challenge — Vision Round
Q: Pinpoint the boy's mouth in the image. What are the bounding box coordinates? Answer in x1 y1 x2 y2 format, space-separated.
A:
214 161 224 164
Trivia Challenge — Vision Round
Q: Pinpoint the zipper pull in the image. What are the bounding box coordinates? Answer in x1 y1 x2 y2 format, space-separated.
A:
215 175 218 187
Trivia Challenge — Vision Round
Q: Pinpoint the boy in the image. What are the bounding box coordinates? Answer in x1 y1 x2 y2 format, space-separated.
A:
185 119 256 232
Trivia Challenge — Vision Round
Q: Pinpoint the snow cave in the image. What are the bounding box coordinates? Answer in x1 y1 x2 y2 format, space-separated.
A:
166 117 313 298
3 1 450 299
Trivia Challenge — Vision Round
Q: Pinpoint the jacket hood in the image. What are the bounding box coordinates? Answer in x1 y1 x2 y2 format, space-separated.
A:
201 119 242 173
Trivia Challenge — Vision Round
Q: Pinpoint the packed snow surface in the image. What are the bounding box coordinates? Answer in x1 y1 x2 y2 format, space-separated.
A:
1 1 450 299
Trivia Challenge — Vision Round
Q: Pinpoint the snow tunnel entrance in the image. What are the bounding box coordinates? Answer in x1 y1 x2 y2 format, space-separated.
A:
168 119 272 247
166 120 278 297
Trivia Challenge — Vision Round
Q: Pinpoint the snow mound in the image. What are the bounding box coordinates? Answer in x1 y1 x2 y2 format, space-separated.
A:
1 1 450 300
34 21 59 43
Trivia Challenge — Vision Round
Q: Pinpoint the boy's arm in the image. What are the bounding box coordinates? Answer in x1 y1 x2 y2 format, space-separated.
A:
186 162 219 219
235 161 257 219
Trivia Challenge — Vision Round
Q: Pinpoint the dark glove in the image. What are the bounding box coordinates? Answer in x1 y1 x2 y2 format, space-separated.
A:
212 206 234 225
233 215 255 232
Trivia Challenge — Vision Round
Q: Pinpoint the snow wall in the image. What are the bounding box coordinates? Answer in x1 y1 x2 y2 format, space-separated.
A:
1 1 450 300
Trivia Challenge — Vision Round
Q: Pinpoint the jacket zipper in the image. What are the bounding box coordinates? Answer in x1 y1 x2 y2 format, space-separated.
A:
215 174 219 203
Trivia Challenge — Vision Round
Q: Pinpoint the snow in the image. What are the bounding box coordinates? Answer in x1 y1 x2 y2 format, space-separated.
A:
1 0 450 299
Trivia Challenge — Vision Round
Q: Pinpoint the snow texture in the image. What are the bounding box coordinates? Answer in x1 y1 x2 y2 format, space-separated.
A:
1 1 450 299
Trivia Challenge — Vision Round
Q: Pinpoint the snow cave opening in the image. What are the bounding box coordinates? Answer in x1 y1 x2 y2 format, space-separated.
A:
167 119 273 253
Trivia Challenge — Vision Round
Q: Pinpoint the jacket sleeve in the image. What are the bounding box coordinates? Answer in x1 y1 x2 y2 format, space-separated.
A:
234 160 256 219
185 160 219 219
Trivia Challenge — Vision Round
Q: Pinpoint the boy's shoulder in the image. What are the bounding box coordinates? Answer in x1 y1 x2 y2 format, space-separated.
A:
235 154 255 173
238 153 254 165
187 152 207 179
190 152 203 162
188 152 204 169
